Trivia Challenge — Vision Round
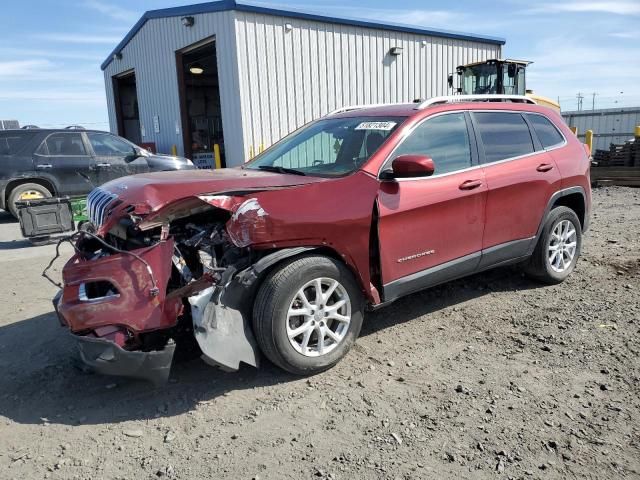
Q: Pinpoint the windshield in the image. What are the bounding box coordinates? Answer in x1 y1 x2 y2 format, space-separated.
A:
245 116 405 177
462 64 498 95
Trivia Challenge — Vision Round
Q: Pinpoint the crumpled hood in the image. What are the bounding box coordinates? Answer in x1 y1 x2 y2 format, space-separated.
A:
100 167 327 213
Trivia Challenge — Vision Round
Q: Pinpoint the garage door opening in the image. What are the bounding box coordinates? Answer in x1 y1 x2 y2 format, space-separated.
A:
177 39 225 168
113 71 141 145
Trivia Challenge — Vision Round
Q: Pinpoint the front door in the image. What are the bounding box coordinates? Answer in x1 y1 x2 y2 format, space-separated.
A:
86 132 149 185
34 132 97 196
377 112 487 301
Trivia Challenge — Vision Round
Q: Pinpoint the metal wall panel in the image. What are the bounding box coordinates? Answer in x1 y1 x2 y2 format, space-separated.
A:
563 108 640 151
234 11 501 160
103 10 245 162
104 8 501 166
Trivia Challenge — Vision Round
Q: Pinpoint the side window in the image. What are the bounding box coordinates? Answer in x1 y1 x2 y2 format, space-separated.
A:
526 114 565 149
473 112 534 163
0 132 36 155
44 133 87 156
393 113 472 175
88 133 134 156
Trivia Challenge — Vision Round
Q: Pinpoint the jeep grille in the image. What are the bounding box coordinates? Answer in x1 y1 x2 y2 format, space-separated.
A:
87 187 119 228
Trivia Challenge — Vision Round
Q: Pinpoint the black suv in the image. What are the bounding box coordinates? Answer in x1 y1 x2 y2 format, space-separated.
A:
0 129 194 217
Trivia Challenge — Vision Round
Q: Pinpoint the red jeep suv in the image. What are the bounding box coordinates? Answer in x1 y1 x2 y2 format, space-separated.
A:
53 96 591 383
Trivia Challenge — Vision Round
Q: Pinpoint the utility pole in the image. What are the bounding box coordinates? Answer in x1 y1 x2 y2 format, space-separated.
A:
576 92 584 111
591 92 598 110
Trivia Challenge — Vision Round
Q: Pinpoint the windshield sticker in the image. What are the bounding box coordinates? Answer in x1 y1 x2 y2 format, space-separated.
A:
355 121 397 131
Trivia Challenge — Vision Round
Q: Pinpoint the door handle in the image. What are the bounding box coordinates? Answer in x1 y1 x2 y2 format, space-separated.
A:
459 179 483 190
35 164 52 169
96 163 111 168
537 163 554 172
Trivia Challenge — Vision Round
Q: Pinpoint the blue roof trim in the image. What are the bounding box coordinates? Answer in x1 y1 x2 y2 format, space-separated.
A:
101 0 505 71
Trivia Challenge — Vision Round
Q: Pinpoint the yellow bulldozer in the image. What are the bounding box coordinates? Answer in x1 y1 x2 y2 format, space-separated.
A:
448 59 560 111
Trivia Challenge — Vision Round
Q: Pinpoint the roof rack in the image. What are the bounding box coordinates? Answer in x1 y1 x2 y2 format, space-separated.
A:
415 94 536 110
327 103 402 116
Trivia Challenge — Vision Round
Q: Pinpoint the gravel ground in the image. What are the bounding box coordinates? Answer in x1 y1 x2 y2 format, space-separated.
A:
0 186 639 480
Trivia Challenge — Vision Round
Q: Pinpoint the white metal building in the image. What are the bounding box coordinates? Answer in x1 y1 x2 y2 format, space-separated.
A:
102 0 504 167
563 107 640 151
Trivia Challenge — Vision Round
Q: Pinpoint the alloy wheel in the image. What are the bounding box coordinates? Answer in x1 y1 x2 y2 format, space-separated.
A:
286 277 351 357
547 219 577 273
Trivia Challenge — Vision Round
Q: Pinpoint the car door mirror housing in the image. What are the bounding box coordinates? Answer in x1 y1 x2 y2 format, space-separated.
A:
125 148 141 163
384 154 435 179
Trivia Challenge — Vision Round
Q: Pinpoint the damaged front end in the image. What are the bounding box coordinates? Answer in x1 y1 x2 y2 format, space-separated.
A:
52 190 277 384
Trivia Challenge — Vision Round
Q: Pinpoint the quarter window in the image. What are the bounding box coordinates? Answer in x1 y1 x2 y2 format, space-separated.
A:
0 131 36 155
44 133 87 156
392 113 472 175
526 114 564 149
473 112 534 163
88 133 135 156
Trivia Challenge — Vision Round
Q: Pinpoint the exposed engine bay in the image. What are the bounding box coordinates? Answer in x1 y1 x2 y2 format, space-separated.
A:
51 194 302 384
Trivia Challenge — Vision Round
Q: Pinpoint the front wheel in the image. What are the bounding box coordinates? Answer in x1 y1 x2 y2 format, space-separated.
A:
525 206 582 284
252 255 364 375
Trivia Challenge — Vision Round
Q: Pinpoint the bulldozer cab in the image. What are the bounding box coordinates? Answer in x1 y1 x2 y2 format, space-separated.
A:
450 59 530 96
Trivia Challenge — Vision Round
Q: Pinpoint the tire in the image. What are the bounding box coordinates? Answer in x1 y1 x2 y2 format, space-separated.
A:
525 206 582 284
29 235 51 246
7 183 52 218
253 254 364 375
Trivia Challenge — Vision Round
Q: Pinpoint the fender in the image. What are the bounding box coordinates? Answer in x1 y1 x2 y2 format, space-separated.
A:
528 186 588 256
238 247 318 286
189 247 317 371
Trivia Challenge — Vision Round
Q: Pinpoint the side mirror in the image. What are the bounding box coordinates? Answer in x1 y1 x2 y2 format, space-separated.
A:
381 154 435 179
125 148 141 163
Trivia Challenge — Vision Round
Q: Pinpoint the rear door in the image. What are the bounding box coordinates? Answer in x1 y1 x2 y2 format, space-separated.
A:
86 132 149 184
473 111 562 260
34 132 97 196
377 112 487 299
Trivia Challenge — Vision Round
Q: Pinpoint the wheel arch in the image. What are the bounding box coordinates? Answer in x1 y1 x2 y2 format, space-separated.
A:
528 186 587 257
4 177 57 206
551 190 586 230
244 246 369 301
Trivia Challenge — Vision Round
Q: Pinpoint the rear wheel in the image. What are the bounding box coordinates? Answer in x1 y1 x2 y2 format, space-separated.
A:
7 183 52 218
525 206 582 284
253 255 364 375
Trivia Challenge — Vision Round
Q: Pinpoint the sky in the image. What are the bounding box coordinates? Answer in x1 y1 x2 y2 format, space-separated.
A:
1 0 639 129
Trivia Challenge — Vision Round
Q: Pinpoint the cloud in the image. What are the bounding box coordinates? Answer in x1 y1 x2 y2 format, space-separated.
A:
0 89 105 102
0 47 103 62
524 1 640 16
250 1 508 32
609 31 640 39
522 35 640 100
0 60 55 77
83 0 138 23
34 33 121 44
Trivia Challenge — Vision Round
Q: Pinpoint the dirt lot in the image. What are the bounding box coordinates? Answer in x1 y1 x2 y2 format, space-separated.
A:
0 186 639 480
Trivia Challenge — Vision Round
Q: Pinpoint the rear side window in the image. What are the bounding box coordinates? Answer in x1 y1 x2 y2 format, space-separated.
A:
0 132 36 155
393 113 472 175
473 112 534 163
526 114 565 149
44 133 87 156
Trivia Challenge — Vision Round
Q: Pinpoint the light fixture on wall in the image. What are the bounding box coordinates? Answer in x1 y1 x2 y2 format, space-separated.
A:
189 62 204 75
284 23 293 32
181 16 195 27
390 46 403 56
113 52 122 61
